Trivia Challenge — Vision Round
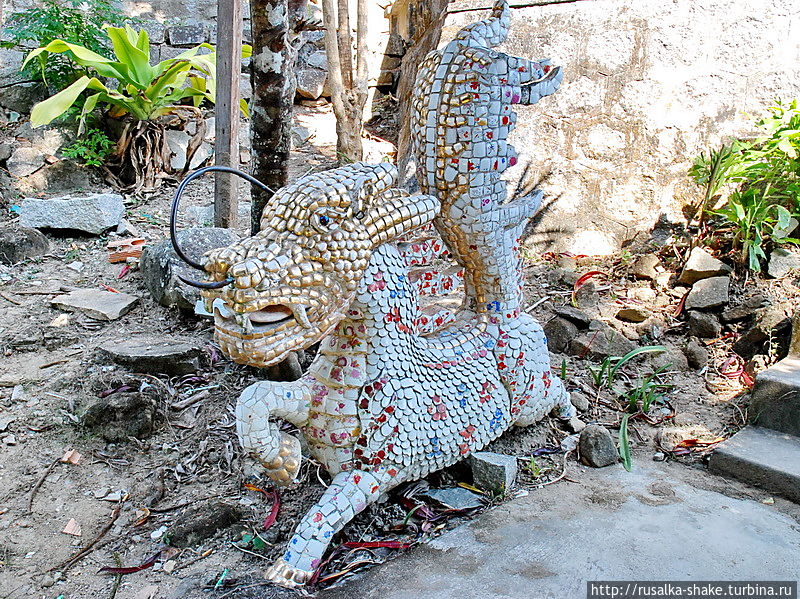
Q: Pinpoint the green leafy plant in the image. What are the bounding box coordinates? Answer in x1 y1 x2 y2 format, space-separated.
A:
618 413 632 472
61 127 116 166
525 456 543 478
691 100 800 271
25 25 251 193
1 0 129 91
588 346 667 389
623 364 673 415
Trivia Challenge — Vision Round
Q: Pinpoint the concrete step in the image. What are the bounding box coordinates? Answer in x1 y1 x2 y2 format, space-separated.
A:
750 356 800 436
709 426 800 503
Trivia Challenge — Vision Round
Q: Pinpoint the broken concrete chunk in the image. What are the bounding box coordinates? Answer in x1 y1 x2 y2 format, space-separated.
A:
0 225 50 264
51 289 139 321
579 425 618 468
20 193 125 234
685 276 730 311
469 451 518 492
81 391 158 442
678 247 732 285
98 337 201 376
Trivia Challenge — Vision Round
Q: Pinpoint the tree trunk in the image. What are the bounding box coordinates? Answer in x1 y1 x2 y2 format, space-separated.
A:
321 0 368 163
249 0 296 235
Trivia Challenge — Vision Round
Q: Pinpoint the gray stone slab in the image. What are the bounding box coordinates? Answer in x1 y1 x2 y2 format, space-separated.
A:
320 461 800 599
749 357 800 436
51 289 139 321
98 337 201 376
709 426 800 502
469 451 517 492
20 193 125 234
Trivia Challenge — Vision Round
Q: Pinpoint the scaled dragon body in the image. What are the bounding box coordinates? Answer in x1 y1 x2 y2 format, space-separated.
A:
190 0 568 587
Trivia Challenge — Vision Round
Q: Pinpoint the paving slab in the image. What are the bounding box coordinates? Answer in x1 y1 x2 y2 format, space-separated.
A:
749 357 800 436
320 462 800 599
709 426 800 502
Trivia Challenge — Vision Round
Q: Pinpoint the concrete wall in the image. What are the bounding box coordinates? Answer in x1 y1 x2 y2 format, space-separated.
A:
434 0 800 254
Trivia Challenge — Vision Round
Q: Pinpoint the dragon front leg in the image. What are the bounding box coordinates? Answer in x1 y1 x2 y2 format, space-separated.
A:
236 377 312 485
265 469 394 587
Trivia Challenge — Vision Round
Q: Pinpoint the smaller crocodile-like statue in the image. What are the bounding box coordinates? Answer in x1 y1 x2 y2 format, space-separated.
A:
171 0 567 587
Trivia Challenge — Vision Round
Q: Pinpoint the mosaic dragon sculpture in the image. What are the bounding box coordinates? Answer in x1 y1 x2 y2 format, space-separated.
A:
173 0 567 587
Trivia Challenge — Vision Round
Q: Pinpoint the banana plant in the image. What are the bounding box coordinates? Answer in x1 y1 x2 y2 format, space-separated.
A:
25 25 251 131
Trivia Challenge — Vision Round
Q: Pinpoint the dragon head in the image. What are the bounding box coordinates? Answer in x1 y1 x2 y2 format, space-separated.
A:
185 163 439 367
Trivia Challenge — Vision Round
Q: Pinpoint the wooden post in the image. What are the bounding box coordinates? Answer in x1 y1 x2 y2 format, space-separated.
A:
214 0 243 228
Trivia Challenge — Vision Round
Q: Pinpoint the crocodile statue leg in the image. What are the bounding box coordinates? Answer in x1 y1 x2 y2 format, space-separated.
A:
265 468 392 587
236 377 312 486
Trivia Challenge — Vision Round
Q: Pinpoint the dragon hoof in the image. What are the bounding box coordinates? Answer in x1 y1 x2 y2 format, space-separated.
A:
265 557 314 587
257 432 302 487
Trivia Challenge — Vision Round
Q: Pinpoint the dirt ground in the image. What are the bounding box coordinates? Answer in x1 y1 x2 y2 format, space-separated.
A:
1 104 798 599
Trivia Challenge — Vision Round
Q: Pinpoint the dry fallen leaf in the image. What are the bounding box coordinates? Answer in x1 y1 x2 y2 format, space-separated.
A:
60 449 82 464
62 518 82 537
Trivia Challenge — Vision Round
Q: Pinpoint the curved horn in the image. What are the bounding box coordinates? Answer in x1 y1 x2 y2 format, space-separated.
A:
178 274 235 289
170 165 276 284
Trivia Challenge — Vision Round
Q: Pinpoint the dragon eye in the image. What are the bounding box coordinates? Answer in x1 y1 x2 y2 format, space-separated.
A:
319 215 331 227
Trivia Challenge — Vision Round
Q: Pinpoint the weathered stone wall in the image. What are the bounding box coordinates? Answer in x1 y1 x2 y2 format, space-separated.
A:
423 0 800 254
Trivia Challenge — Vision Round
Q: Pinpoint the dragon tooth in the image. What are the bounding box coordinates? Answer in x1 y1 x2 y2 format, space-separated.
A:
235 313 253 334
290 304 312 329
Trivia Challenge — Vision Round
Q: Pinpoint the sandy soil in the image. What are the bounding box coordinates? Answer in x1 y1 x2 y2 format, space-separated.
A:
0 104 797 599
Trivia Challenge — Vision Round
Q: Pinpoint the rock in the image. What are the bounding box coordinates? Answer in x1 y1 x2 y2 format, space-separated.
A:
684 276 729 310
628 287 657 302
165 129 190 171
166 25 207 47
296 67 328 99
0 226 50 264
567 416 587 433
20 193 125 234
553 305 592 328
469 451 518 492
570 391 590 412
265 353 304 382
652 347 689 371
0 140 12 162
188 140 213 170
684 339 709 370
51 289 139 321
167 501 243 547
98 337 202 376
419 487 484 510
569 325 636 360
630 254 661 280
0 82 46 113
81 390 159 442
616 307 650 323
7 127 67 177
306 50 328 70
687 310 721 338
678 247 732 284
19 159 98 195
292 125 313 146
732 303 793 360
579 425 618 468
140 228 240 310
543 317 578 353
721 294 768 323
767 248 800 278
